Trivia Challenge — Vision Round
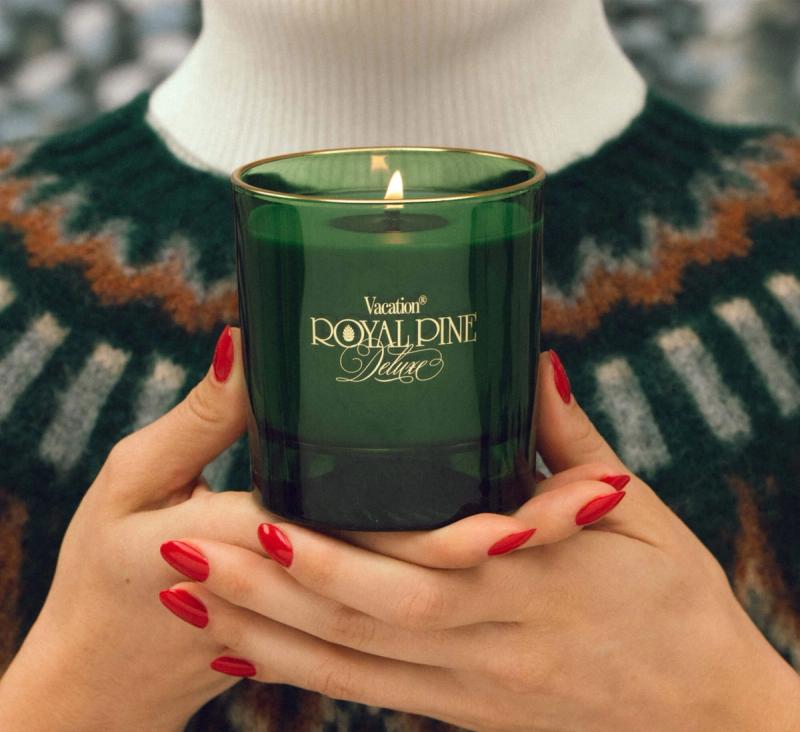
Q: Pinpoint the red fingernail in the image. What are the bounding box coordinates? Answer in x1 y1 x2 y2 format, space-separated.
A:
212 324 234 383
257 523 293 567
599 474 630 492
575 491 626 526
549 349 572 404
160 540 209 582
488 528 537 556
159 588 208 628
211 656 257 677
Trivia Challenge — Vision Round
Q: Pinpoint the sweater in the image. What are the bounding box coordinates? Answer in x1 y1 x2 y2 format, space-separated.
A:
0 90 799 731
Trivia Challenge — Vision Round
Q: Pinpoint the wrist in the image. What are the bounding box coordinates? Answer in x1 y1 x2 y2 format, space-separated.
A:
748 657 800 732
715 607 800 732
0 614 190 732
738 663 800 732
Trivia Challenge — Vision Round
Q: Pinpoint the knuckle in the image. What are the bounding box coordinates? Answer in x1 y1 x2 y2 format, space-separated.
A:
570 409 596 445
327 604 377 648
429 535 473 569
183 381 224 428
301 554 336 593
221 565 259 605
396 579 447 630
209 608 246 649
568 411 607 460
307 656 354 700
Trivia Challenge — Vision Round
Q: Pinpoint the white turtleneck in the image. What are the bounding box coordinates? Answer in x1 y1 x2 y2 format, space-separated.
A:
146 0 646 176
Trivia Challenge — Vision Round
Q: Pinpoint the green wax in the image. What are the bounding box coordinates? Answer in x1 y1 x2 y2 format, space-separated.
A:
239 197 539 451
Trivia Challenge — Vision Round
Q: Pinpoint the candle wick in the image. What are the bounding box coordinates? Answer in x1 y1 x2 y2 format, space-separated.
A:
385 209 403 231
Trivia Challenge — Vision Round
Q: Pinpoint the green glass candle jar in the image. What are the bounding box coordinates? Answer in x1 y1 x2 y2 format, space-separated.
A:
231 147 544 531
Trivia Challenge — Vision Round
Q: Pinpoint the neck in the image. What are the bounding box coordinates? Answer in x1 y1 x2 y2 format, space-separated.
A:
146 0 645 175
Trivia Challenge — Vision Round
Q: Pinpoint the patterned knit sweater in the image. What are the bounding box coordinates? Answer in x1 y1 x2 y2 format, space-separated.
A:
0 90 799 731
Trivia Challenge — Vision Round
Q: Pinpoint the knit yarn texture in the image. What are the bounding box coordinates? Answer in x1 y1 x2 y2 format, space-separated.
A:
0 90 799 730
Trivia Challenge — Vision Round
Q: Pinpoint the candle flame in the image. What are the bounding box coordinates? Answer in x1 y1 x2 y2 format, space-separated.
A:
384 170 404 212
384 170 404 200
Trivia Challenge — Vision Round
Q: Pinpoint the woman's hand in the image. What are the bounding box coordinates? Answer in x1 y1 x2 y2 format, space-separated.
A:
158 351 800 732
0 326 272 732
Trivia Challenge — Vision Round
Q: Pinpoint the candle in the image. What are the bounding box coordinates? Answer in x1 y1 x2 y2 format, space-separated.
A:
232 147 544 531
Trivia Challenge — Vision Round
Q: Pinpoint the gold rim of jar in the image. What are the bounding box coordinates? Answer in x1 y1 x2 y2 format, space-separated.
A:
230 145 546 204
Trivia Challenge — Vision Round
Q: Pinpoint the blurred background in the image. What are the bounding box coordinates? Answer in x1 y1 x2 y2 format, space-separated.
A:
0 0 798 143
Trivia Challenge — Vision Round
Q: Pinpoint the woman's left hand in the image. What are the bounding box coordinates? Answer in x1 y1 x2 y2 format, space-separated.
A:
158 351 800 732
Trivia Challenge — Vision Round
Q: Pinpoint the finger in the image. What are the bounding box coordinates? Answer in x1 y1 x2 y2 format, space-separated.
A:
103 325 249 509
513 478 628 539
532 462 631 496
170 488 273 553
161 537 512 672
163 581 469 721
133 488 276 584
534 351 674 540
535 349 626 474
254 521 531 629
331 350 644 569
330 510 538 570
152 468 627 594
328 462 632 568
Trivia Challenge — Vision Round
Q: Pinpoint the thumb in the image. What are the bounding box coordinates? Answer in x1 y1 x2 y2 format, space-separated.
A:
534 350 678 542
102 325 249 510
535 349 627 476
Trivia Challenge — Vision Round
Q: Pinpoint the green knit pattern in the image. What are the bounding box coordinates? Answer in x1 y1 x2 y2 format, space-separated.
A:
0 90 798 731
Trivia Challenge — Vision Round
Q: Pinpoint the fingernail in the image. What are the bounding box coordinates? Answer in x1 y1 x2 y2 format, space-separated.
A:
211 656 257 677
159 588 208 628
257 523 293 567
575 491 626 526
160 540 209 582
488 528 537 556
549 349 572 404
599 474 630 492
212 324 234 383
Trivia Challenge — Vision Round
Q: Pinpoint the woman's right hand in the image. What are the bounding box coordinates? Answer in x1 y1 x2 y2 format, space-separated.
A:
0 325 270 732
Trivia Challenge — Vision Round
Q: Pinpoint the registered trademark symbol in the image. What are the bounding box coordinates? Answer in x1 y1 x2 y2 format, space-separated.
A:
419 294 428 305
